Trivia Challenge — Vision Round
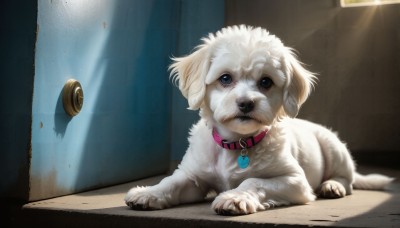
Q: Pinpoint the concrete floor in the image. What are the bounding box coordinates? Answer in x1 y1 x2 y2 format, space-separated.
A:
9 166 400 227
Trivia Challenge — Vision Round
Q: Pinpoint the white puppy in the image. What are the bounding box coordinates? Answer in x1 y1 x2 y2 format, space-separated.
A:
125 25 393 215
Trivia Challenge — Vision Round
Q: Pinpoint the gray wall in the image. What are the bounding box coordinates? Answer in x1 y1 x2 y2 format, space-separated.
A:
0 1 37 200
226 0 400 157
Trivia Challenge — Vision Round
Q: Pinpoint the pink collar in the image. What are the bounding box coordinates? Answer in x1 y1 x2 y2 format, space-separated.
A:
212 128 268 150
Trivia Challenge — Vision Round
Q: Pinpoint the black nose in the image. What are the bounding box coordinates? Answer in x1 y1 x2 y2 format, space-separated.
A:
237 98 254 113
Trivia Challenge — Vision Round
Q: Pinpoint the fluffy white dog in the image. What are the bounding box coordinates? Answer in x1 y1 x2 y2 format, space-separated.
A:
125 25 393 215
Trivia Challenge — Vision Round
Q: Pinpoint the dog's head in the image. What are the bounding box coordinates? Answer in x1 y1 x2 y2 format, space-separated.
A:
170 25 316 135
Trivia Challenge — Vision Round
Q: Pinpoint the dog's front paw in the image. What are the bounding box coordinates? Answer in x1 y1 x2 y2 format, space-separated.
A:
124 186 170 210
211 190 265 216
317 180 346 198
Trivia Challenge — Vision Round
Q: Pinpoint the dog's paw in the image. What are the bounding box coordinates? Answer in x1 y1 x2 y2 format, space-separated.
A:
317 180 346 199
124 186 170 210
211 190 265 216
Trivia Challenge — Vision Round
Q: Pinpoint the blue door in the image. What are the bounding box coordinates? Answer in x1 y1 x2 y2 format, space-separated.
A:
27 0 224 201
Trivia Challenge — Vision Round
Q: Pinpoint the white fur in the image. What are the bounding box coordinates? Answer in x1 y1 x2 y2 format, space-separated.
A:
125 25 394 215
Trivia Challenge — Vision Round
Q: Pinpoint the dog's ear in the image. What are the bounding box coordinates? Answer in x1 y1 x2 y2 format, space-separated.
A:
169 46 210 110
282 49 316 118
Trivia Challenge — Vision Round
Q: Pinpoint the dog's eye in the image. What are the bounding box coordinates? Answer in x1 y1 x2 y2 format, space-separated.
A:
259 77 273 89
218 74 233 86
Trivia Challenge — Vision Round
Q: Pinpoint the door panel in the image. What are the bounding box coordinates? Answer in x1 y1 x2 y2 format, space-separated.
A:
30 0 177 200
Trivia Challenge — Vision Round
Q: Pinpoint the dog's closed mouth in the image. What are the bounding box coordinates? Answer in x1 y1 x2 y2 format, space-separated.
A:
236 116 254 121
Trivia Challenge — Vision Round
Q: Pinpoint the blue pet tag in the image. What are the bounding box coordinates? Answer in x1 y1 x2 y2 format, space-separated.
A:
237 155 250 169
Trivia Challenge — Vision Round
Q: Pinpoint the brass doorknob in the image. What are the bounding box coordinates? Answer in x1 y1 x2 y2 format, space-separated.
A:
62 79 84 116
